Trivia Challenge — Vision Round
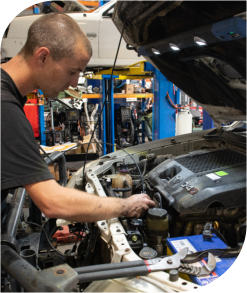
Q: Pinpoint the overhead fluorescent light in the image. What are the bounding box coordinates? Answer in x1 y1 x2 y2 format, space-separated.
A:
152 48 161 55
194 36 207 46
169 43 180 51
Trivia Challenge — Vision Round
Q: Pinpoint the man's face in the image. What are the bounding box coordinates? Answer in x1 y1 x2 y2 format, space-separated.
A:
37 42 90 98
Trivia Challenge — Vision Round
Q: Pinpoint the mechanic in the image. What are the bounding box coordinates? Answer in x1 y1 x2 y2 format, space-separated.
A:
139 108 153 141
1 13 155 223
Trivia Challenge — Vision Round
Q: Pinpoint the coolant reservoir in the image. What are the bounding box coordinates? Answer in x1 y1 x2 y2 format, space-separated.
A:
146 208 169 253
146 208 169 238
112 160 133 198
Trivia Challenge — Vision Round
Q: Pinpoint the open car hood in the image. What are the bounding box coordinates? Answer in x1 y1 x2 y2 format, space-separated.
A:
112 1 246 125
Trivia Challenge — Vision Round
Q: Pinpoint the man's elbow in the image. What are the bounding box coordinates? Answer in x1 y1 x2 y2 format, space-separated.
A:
24 180 63 219
41 207 55 219
33 200 57 219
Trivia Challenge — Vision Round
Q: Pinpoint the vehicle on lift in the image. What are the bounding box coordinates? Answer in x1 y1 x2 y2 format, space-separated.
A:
1 0 144 68
1 1 246 292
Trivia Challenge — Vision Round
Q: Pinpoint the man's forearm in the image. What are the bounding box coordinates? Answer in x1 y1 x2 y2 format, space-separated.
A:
47 187 131 222
24 179 130 222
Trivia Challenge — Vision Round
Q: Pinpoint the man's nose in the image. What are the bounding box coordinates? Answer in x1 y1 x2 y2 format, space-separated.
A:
70 74 79 88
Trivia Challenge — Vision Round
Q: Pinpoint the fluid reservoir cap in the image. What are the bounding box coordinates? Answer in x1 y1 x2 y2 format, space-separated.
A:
139 247 157 260
119 159 129 172
148 208 167 218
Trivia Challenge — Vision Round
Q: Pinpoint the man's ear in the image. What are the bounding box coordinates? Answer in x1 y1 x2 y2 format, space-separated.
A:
35 47 51 66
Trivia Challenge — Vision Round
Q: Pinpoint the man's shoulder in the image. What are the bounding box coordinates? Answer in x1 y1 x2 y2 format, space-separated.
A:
1 68 25 106
1 68 16 101
1 85 19 104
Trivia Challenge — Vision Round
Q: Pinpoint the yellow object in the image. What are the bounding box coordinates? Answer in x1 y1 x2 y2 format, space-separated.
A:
26 93 38 99
132 235 138 242
213 221 219 230
61 93 154 102
38 99 44 105
86 61 153 80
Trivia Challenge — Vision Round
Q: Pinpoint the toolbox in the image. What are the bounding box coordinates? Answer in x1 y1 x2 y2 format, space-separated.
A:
166 234 236 286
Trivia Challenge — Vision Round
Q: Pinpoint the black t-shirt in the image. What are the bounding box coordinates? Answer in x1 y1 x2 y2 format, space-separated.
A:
1 68 54 201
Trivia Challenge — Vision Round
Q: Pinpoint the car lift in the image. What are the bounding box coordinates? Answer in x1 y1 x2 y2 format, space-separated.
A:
87 61 181 154
86 61 154 155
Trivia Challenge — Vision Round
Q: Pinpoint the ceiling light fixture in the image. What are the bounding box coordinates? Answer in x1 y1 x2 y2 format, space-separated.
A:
152 48 161 55
194 36 207 46
169 43 180 51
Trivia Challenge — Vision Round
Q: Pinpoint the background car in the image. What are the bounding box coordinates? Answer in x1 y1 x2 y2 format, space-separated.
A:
1 0 144 68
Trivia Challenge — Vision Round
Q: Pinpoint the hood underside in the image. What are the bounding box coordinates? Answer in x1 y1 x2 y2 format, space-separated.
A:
112 1 246 124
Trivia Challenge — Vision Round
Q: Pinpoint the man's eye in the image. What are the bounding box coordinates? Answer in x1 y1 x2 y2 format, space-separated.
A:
71 72 76 75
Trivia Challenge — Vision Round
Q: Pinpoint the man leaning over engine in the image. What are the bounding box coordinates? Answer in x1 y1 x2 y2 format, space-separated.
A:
1 13 155 222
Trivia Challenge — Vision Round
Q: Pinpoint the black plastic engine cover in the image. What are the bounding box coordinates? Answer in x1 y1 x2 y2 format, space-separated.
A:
147 149 246 214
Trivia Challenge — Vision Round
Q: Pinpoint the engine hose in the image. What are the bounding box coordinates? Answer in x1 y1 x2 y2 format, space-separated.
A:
211 227 228 246
145 180 154 191
130 155 170 175
153 192 162 208
237 222 246 243
112 181 132 192
154 185 175 206
102 181 117 197
142 163 147 176
218 223 237 247
82 225 98 267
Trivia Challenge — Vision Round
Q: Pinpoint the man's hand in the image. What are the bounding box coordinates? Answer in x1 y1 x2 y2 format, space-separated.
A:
124 193 155 218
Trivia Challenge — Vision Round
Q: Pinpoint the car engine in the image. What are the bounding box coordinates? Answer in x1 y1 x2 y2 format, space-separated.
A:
95 152 245 262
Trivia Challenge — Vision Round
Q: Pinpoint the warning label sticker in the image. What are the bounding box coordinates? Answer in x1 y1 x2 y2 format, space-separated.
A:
170 239 197 254
206 173 221 180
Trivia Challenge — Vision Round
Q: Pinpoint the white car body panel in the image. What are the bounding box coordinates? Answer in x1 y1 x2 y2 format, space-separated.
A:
69 13 100 61
1 0 144 67
98 16 137 59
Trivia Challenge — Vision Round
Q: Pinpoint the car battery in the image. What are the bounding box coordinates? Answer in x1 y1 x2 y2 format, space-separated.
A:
166 234 236 286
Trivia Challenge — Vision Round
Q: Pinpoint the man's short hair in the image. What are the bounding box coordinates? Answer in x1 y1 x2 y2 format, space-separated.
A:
19 13 92 61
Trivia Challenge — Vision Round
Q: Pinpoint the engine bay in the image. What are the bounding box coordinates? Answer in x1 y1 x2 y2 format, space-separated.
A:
97 148 246 254
3 129 246 292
